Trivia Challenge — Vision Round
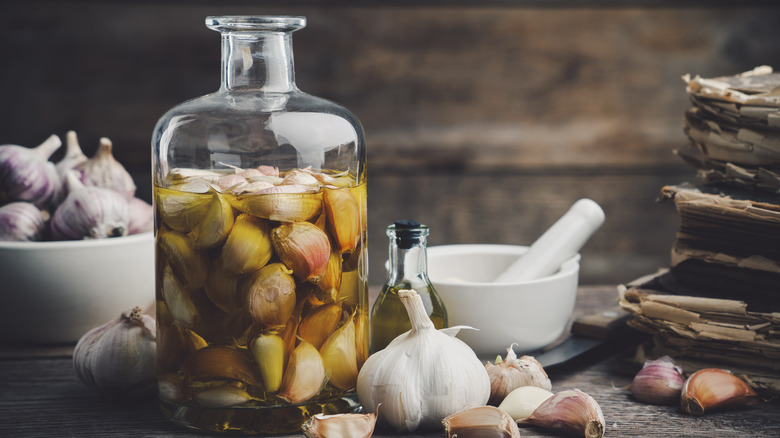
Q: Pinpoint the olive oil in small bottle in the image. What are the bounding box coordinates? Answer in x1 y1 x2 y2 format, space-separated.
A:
370 220 447 353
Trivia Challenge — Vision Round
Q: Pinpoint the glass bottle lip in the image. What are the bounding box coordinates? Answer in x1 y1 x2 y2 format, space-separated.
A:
205 16 306 33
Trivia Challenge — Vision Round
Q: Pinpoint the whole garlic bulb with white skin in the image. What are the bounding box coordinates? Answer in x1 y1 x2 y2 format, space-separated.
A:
0 202 49 241
0 134 63 208
356 289 490 432
486 344 552 406
127 197 154 235
55 130 89 180
73 307 157 398
51 171 130 239
629 355 684 405
76 137 136 199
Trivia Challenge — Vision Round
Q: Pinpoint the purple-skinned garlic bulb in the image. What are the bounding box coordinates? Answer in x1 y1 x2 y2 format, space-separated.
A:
55 130 89 180
0 135 63 208
76 137 136 199
51 172 130 240
127 197 154 235
629 355 684 405
0 202 50 241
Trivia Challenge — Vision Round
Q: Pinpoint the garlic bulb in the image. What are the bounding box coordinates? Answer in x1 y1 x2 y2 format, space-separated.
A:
127 197 154 235
356 289 490 432
486 344 552 405
55 130 88 179
629 355 684 405
51 172 130 239
76 137 137 199
0 202 49 241
0 134 63 208
73 307 157 398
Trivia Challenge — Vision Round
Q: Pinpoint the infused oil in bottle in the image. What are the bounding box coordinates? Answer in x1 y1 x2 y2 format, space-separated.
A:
370 220 447 353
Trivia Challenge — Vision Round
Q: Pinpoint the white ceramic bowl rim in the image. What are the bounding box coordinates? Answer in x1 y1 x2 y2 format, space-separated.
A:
427 243 581 286
0 231 154 250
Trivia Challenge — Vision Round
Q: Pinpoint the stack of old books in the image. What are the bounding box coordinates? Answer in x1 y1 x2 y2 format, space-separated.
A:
619 66 780 397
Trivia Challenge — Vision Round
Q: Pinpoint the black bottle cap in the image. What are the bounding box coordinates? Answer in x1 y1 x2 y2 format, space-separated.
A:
392 220 426 249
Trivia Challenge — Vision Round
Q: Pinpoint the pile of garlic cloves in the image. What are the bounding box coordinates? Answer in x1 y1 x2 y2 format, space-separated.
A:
0 132 152 241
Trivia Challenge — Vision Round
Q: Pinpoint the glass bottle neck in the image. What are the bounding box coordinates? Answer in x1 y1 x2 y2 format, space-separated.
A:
387 237 430 285
220 32 296 93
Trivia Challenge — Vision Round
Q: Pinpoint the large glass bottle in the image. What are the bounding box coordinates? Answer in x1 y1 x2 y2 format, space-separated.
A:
370 220 447 353
151 16 368 434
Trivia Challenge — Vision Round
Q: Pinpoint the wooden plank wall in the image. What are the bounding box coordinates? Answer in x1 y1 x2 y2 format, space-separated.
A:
3 1 780 286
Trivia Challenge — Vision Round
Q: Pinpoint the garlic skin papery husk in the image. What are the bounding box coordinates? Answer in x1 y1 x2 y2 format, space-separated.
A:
55 130 88 179
76 137 137 199
51 172 130 239
356 289 490 432
73 307 157 398
0 134 63 208
681 368 761 415
486 344 552 405
523 389 605 438
442 405 521 438
301 411 378 438
498 385 554 421
0 202 49 241
629 355 684 405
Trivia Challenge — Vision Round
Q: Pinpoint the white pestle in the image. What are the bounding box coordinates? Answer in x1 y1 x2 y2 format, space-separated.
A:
493 198 605 283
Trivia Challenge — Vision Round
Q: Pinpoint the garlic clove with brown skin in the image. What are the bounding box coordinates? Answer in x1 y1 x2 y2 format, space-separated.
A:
442 405 521 438
681 368 761 415
523 389 605 438
629 355 684 405
0 134 63 208
76 136 137 199
51 171 130 240
0 202 49 241
73 307 157 399
486 344 552 406
301 411 378 438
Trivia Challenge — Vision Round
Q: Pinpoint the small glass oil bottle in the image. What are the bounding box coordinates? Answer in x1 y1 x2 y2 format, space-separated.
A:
370 220 447 353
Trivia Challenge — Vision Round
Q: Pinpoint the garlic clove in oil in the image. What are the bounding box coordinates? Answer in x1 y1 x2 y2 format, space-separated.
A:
323 186 361 254
243 263 297 329
497 385 554 421
158 228 208 288
442 405 521 438
302 411 378 438
250 332 286 393
220 213 273 275
681 368 761 415
0 202 49 242
230 191 323 222
181 345 263 388
279 339 327 404
156 186 212 233
52 172 130 240
319 313 358 391
73 306 157 399
629 355 684 405
161 264 201 327
486 344 552 406
187 190 234 249
524 389 605 438
271 221 331 283
298 302 342 350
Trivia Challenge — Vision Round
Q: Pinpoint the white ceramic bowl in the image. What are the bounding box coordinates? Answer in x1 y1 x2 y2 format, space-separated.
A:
0 232 155 344
427 244 580 359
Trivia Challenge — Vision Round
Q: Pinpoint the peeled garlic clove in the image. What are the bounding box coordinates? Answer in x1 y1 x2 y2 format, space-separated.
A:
279 339 327 404
0 135 63 208
204 257 242 313
76 137 137 199
220 213 273 275
158 229 208 288
681 368 761 415
302 411 378 438
0 202 49 241
250 333 286 393
298 302 342 350
156 186 212 233
193 383 255 408
498 385 554 421
354 310 369 368
524 389 605 438
73 307 157 399
128 197 154 235
272 221 331 282
230 191 323 222
442 405 521 438
323 187 360 253
486 344 552 405
243 263 297 329
629 355 684 405
188 191 234 249
311 249 343 305
319 313 358 391
181 345 263 388
51 172 130 240
161 264 201 327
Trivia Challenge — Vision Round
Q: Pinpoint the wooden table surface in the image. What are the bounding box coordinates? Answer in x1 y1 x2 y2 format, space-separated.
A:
2 286 778 437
